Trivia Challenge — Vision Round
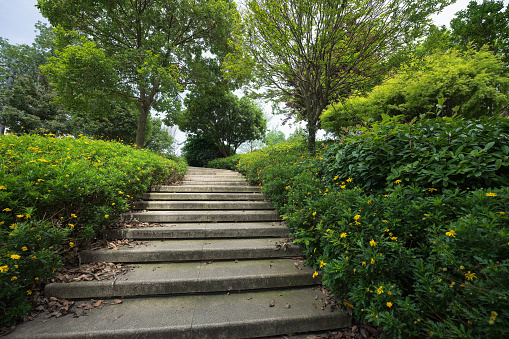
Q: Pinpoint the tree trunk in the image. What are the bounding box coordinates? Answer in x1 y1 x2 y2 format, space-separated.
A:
307 120 317 154
136 100 150 148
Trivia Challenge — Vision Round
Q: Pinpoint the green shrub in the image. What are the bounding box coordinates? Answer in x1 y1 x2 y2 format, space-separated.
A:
320 115 509 193
0 133 186 324
205 154 241 170
283 179 509 338
182 135 224 167
235 119 509 337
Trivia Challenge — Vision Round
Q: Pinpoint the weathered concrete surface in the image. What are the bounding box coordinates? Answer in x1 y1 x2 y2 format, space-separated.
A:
151 185 261 193
7 288 350 339
129 210 281 223
142 192 266 201
133 200 275 210
45 259 314 299
80 238 300 263
104 222 289 239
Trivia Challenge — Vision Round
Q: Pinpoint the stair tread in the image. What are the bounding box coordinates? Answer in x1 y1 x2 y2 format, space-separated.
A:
7 287 350 339
80 238 300 263
45 259 315 298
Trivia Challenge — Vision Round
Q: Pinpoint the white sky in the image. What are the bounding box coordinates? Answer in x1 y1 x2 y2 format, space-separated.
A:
0 0 505 151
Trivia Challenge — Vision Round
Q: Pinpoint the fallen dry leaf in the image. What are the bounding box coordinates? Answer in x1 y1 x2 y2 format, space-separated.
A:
284 303 291 309
269 299 275 307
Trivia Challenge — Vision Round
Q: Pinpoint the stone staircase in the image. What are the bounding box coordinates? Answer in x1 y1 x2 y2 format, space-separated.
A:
8 167 350 338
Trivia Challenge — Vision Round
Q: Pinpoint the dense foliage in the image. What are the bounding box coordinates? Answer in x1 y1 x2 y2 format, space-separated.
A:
321 47 509 133
0 133 186 325
207 117 509 337
182 134 225 167
225 0 453 152
180 90 266 157
38 0 238 147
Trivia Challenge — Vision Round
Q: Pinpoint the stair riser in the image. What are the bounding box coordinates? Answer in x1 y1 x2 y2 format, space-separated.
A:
80 248 302 263
142 193 266 201
45 275 316 299
151 186 261 193
181 181 249 186
131 214 281 223
133 202 275 210
104 228 289 240
184 176 246 181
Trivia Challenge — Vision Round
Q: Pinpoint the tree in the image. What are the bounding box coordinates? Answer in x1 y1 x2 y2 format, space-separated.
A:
450 0 509 63
321 47 509 135
225 0 454 152
179 89 266 157
182 134 224 167
0 23 72 135
264 129 286 147
37 0 238 148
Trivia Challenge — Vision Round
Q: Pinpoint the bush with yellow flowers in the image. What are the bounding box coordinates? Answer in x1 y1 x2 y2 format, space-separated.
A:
208 117 509 337
0 133 186 325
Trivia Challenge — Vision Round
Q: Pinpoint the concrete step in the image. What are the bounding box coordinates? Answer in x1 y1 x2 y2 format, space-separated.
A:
44 259 315 299
6 287 351 339
184 175 246 181
104 222 289 240
133 201 275 210
80 238 300 263
151 185 261 193
142 192 266 201
129 210 280 223
181 180 249 186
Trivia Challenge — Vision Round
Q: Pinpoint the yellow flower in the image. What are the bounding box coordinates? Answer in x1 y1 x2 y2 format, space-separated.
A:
3 208 12 212
68 224 74 228
369 240 377 247
384 228 389 231
343 301 354 308
391 237 398 241
35 277 39 281
27 290 32 295
394 180 402 184
340 185 346 189
387 302 393 308
486 192 497 197
0 265 8 272
460 265 465 270
346 178 353 183
497 212 505 215
312 211 316 216
384 194 389 198
361 262 366 267
105 215 109 218
382 220 389 223
334 176 339 181
16 214 24 218
312 271 318 278
118 191 123 194
371 258 375 264
320 260 326 268
489 311 498 325
69 242 74 248
465 271 477 281
0 186 6 190
424 213 430 217
388 290 392 295
354 215 360 221
11 276 17 281
71 214 77 218
445 229 456 238
10 254 20 260
377 286 384 294
340 232 347 238
21 246 28 251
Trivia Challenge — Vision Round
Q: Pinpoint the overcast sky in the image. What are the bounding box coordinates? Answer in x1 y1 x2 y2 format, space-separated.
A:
0 0 505 146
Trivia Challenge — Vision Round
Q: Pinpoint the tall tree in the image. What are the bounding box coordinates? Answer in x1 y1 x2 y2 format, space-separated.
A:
179 89 266 157
37 0 238 148
225 0 454 152
450 0 509 63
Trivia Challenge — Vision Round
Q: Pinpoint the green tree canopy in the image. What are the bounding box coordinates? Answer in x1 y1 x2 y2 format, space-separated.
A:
179 89 266 157
37 0 239 148
321 47 509 135
450 0 509 63
224 0 454 152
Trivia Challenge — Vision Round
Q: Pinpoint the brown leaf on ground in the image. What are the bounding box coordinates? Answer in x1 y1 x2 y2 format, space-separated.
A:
284 303 291 309
48 262 132 283
269 299 275 307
